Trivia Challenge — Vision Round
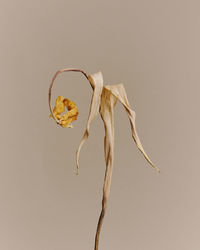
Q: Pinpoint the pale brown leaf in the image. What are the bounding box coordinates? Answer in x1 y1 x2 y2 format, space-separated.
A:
76 72 103 175
105 84 160 173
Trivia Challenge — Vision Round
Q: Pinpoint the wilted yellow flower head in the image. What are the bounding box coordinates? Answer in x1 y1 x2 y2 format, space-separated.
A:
49 95 78 128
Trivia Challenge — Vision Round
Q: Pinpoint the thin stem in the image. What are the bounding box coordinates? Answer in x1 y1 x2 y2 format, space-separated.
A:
95 198 107 250
48 68 88 125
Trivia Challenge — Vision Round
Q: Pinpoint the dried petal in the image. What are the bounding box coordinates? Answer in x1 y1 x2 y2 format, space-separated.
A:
49 96 65 120
50 96 79 128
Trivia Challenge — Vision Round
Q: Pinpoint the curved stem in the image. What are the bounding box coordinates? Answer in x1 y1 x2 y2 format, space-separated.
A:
48 68 88 125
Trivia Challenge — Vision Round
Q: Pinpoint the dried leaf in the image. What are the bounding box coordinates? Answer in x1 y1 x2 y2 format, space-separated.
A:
76 72 103 174
104 84 160 173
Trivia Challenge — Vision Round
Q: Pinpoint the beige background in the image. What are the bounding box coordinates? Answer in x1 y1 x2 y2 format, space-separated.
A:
1 0 200 249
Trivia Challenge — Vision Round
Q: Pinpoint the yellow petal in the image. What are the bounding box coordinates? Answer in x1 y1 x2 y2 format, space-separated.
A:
52 96 65 118
50 96 79 128
60 99 78 127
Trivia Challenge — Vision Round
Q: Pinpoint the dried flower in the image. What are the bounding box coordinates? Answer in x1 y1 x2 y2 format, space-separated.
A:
50 96 78 128
48 68 160 250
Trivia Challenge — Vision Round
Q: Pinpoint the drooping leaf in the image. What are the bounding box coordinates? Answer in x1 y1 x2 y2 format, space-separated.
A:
76 72 103 174
105 84 160 173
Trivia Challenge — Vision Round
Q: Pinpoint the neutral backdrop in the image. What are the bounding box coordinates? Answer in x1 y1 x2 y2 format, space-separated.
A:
1 0 200 250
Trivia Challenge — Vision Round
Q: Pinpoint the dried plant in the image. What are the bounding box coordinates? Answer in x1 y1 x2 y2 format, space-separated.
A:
48 68 160 250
